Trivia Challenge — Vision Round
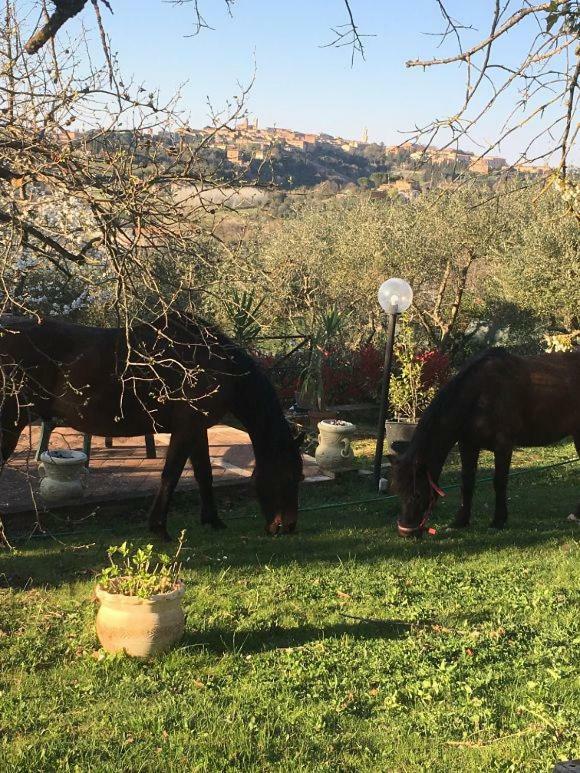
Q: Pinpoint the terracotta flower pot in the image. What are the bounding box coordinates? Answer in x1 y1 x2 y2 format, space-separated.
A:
95 581 185 658
315 419 356 473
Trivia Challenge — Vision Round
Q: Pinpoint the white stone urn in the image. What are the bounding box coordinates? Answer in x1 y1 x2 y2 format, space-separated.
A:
39 449 87 505
315 419 356 473
95 581 185 658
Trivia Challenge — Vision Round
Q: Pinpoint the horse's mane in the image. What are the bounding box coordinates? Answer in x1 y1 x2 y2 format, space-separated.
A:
412 347 509 447
391 347 510 494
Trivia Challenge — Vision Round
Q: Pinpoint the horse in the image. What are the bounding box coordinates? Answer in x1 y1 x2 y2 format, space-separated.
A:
391 347 580 537
0 312 304 540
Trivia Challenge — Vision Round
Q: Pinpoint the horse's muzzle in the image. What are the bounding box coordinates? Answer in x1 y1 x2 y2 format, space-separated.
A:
266 515 296 537
397 522 423 538
266 514 297 536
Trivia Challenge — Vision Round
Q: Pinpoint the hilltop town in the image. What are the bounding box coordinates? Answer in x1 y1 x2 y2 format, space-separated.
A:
57 117 554 200
58 118 552 211
196 116 553 194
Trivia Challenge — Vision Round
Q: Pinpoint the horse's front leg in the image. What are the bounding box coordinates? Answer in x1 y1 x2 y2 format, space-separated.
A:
490 443 513 529
0 403 29 469
189 427 226 530
148 428 192 540
450 442 479 528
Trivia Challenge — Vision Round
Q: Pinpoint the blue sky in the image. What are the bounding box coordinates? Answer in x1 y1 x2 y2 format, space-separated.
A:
60 0 575 163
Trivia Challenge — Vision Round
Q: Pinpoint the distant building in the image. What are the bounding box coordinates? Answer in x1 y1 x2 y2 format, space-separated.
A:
374 179 421 200
56 129 81 144
470 156 507 174
286 137 306 150
514 163 551 175
429 148 473 165
226 147 241 163
392 179 420 193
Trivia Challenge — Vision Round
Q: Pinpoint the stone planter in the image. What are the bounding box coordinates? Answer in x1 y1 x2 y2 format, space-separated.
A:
385 420 418 455
39 449 87 505
315 419 356 473
95 581 185 658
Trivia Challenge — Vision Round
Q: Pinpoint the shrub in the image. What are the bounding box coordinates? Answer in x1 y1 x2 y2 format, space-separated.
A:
96 531 185 598
389 324 450 421
257 343 383 407
322 344 383 404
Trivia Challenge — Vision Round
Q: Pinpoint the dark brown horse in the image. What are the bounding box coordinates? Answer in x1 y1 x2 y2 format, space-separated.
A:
391 348 580 536
0 313 304 539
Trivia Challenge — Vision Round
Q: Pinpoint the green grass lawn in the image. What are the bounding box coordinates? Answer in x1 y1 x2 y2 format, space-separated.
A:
0 441 579 772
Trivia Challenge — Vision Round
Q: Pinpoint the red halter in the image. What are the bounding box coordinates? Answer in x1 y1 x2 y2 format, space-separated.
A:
417 472 446 534
397 470 446 537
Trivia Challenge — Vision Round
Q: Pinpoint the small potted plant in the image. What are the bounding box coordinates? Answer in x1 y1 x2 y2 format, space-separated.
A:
95 531 186 658
299 306 346 412
386 324 448 453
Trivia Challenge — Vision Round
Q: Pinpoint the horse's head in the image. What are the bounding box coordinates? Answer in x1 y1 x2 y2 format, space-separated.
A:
253 431 305 535
390 441 441 537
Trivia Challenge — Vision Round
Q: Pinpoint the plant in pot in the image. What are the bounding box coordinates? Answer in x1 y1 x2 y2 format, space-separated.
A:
297 307 358 471
95 531 186 658
298 306 347 413
386 323 449 454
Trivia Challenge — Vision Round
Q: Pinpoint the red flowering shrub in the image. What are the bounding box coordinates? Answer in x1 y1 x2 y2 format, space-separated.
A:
256 345 448 408
322 344 383 404
255 352 301 402
416 349 451 390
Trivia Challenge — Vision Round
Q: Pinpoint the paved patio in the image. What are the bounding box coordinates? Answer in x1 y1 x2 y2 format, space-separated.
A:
0 424 330 515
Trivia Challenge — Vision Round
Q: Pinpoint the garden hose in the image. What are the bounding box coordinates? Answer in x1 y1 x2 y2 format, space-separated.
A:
4 456 579 543
298 456 580 513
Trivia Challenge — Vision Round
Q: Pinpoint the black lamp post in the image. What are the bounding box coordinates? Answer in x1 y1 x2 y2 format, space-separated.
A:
373 278 413 489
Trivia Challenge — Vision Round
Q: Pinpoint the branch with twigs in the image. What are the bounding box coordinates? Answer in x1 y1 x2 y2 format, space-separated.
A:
405 1 579 188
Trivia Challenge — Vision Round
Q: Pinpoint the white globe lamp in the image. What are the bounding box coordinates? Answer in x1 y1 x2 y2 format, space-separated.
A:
378 278 413 315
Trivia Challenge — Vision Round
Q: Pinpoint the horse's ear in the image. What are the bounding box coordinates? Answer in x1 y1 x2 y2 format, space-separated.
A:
294 431 306 448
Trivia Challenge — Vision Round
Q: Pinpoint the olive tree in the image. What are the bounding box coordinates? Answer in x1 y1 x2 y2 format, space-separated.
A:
249 187 524 353
491 190 580 332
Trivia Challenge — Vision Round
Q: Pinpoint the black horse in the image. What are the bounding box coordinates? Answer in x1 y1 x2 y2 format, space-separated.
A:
391 348 580 536
0 312 304 539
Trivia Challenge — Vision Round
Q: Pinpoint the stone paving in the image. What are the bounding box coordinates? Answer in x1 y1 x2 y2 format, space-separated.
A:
0 424 329 515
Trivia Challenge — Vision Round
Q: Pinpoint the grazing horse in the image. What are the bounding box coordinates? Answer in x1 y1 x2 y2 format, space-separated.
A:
391 348 580 537
0 312 304 539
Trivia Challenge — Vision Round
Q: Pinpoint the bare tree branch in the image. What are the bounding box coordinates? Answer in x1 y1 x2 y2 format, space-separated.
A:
24 0 89 54
406 4 553 68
